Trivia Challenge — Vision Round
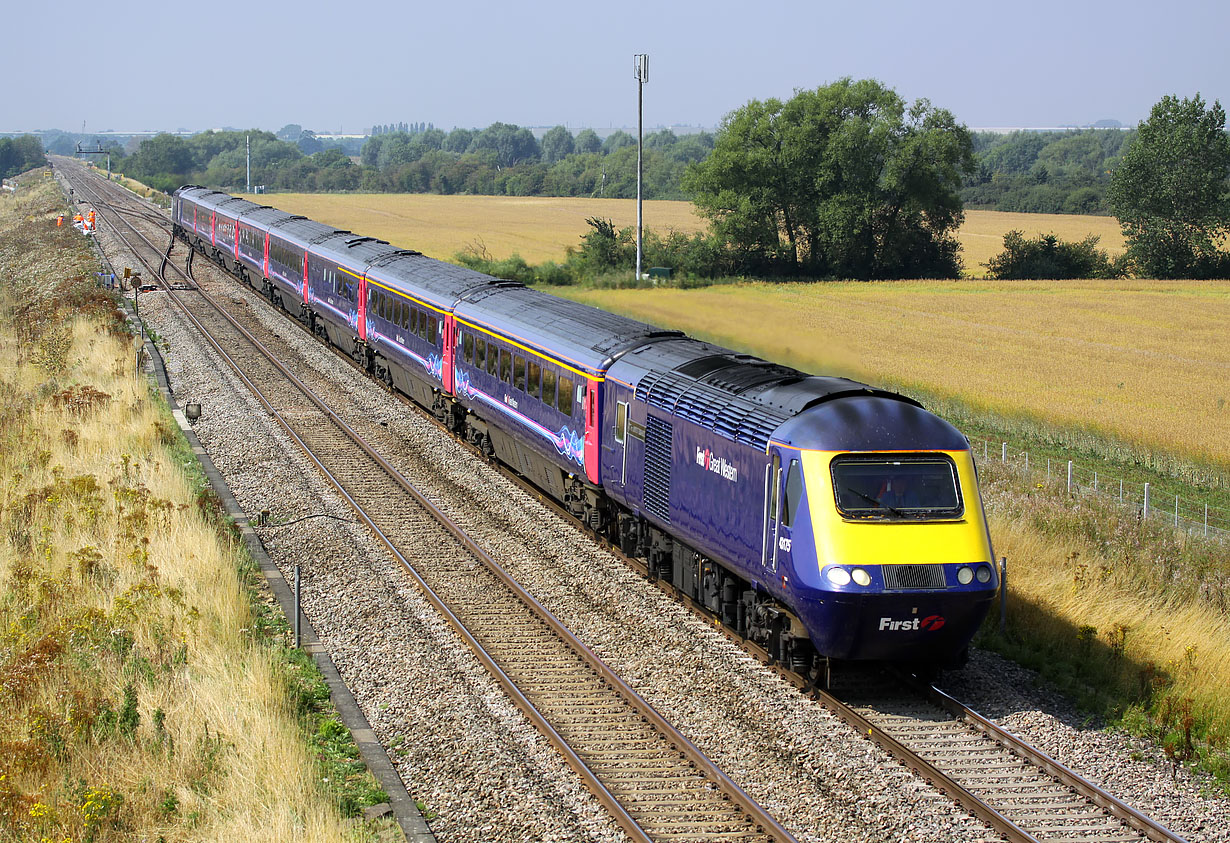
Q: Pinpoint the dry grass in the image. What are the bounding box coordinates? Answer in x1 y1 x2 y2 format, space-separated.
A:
241 193 705 263
246 193 1123 275
0 180 362 841
979 459 1230 776
557 280 1230 471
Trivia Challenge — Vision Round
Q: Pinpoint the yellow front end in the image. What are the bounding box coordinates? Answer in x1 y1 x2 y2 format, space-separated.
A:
803 449 993 570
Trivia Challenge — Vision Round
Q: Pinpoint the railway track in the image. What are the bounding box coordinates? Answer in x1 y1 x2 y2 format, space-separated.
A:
57 160 1191 843
59 159 796 843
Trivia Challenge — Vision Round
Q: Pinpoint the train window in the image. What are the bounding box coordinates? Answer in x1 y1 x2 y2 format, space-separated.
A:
831 456 963 520
485 341 497 376
463 332 474 363
417 309 427 340
615 402 628 444
335 272 346 299
428 316 437 345
526 361 541 400
541 368 557 408
557 374 574 415
499 348 511 383
513 355 526 391
769 453 781 521
400 301 409 330
476 338 487 371
782 460 803 528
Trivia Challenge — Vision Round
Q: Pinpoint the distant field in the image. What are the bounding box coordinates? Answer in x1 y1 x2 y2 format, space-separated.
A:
243 192 1123 275
556 280 1230 469
240 193 704 264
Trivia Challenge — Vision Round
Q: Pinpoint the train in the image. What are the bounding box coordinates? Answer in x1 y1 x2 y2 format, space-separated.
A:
172 185 999 681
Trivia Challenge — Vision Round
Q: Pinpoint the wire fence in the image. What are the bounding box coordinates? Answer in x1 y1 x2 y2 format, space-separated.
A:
969 434 1230 542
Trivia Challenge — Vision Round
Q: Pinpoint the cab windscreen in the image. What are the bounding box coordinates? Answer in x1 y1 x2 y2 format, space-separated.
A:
831 456 963 519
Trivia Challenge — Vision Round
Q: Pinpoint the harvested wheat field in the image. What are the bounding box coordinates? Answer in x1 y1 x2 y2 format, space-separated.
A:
241 193 705 263
560 279 1230 469
244 193 1121 275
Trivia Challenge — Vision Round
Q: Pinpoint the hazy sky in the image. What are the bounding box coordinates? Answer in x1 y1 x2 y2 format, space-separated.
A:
7 0 1227 134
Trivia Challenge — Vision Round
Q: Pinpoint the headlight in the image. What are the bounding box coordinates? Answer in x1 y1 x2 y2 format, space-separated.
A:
975 565 992 583
957 566 974 585
851 568 871 586
825 567 852 586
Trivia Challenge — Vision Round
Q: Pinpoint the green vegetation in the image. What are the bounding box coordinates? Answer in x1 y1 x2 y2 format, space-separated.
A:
962 128 1130 214
685 78 973 279
984 230 1119 279
0 135 45 180
1108 94 1230 279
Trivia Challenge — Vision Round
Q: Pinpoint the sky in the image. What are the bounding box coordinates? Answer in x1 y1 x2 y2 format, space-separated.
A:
5 0 1227 135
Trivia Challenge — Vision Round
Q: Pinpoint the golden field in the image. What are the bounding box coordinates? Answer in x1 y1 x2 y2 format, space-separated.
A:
244 192 1122 274
241 193 705 263
558 280 1230 470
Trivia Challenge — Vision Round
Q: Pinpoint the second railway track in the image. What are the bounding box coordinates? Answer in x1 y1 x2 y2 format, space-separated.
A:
57 159 1198 843
61 159 796 843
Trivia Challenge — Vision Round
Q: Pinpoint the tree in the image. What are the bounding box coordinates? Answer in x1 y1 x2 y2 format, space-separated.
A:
984 231 1117 279
1108 94 1230 278
684 78 974 279
467 122 539 168
574 129 602 155
540 126 575 164
601 130 635 154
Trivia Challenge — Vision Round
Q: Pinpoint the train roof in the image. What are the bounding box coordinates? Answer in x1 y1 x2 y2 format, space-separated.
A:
176 187 231 210
368 253 520 312
608 337 937 452
268 216 339 245
310 232 406 270
236 206 300 229
455 286 681 377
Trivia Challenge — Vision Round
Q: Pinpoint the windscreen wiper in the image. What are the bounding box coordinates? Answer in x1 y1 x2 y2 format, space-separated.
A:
846 487 905 517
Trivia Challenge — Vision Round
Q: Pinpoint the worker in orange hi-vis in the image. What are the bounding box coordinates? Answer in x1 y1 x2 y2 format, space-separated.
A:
73 212 83 227
56 215 64 226
87 210 96 230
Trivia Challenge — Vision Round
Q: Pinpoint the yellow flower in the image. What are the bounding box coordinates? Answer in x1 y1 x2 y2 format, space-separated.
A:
29 802 50 818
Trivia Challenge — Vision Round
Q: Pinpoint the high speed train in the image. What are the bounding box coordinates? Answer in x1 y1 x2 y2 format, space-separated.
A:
174 185 999 681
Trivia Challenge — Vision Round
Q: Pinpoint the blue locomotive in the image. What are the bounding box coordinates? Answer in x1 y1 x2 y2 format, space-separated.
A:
173 186 999 679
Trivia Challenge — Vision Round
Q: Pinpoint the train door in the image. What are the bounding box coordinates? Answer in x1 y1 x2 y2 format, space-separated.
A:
441 315 455 393
584 376 601 485
611 399 629 487
762 451 800 576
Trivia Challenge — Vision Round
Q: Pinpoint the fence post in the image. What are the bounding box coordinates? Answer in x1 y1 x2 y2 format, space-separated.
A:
1047 458 1051 481
1175 495 1179 528
983 440 988 461
1093 472 1098 492
1024 452 1028 472
1067 460 1073 495
1206 504 1209 537
1119 479 1123 503
1002 442 1007 463
294 564 302 649
1143 482 1150 520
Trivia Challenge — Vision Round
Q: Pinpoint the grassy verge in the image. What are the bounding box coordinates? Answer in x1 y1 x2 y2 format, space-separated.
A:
975 457 1229 787
0 172 391 840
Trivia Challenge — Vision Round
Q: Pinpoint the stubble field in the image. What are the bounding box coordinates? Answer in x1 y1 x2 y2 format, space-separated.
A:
243 192 1125 273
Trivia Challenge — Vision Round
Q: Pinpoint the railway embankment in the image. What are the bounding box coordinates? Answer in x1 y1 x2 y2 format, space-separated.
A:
0 172 396 841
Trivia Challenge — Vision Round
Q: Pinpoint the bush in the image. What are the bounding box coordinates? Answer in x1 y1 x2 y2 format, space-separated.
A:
985 230 1119 279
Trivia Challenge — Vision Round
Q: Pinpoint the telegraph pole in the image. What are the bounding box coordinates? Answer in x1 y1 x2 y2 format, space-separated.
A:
246 134 251 193
634 53 649 282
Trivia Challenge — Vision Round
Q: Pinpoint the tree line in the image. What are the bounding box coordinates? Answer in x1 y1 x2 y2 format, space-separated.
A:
0 135 45 181
63 84 1230 281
